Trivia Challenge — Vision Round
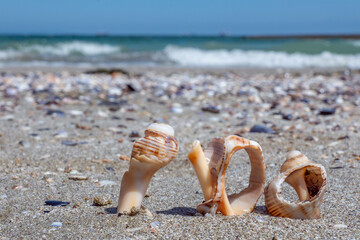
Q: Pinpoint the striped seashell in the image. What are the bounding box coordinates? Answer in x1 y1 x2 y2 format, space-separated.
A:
117 123 178 214
131 123 178 165
265 151 327 219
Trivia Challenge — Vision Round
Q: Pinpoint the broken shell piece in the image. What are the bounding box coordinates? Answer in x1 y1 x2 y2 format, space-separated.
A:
265 150 327 219
117 123 179 214
188 135 266 216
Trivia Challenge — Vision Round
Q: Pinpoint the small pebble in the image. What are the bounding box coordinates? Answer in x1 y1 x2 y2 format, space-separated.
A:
45 200 70 206
319 108 336 115
129 131 140 138
150 221 161 229
282 113 293 121
61 140 78 146
19 140 30 148
69 110 83 116
76 124 91 130
201 104 221 113
54 131 68 138
304 136 318 142
254 215 267 222
46 109 65 117
334 224 347 229
250 124 275 134
170 103 183 114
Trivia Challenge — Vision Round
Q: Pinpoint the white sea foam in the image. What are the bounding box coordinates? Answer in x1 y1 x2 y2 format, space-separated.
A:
350 40 360 47
31 41 120 55
0 41 120 59
164 45 360 68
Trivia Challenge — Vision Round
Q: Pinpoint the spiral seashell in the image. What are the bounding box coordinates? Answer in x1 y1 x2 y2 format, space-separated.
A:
117 123 179 214
188 135 266 216
265 150 327 219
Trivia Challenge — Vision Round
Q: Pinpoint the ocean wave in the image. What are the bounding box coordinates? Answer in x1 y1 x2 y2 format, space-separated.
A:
164 45 360 68
350 40 360 47
0 41 120 59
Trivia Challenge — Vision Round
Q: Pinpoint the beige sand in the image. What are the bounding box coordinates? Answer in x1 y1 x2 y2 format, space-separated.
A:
0 67 359 239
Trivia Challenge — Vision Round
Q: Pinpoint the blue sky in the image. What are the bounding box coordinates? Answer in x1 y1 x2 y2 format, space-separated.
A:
1 0 359 35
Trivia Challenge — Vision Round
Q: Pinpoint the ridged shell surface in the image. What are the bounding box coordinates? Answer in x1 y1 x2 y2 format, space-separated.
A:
131 123 178 165
265 151 327 219
194 135 265 216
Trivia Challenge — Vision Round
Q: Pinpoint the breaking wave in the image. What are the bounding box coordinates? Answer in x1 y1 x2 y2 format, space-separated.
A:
0 39 360 68
164 45 360 68
0 41 120 60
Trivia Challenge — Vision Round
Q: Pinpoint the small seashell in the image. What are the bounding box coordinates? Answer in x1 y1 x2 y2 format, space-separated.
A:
117 123 179 214
188 135 266 216
93 195 112 206
265 150 327 219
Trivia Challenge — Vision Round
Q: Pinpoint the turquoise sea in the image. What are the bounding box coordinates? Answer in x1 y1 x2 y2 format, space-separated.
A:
0 35 360 68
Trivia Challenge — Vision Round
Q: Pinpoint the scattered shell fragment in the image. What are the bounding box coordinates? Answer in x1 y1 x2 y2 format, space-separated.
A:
119 155 130 161
117 123 179 214
99 180 116 186
265 150 327 219
68 175 88 180
120 206 153 217
188 135 266 216
51 222 62 227
93 195 112 206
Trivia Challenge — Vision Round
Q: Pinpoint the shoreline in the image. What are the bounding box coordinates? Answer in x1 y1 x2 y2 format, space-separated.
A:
1 65 358 75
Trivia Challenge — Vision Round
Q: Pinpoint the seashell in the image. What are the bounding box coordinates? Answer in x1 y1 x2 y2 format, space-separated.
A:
188 135 266 216
265 150 327 219
117 123 179 214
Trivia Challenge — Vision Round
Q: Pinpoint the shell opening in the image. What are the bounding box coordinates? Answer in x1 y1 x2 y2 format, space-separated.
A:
284 166 325 202
304 166 325 199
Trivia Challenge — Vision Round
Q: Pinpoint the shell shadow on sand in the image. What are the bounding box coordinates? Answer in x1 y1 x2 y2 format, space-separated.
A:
156 207 197 217
104 207 197 217
105 207 118 214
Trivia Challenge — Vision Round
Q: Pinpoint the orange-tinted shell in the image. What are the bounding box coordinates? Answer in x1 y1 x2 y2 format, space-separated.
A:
189 135 266 216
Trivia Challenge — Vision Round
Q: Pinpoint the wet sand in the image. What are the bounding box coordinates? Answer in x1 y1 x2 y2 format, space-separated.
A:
0 67 359 239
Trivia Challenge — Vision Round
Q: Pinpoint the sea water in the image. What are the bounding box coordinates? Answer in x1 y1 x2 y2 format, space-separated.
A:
0 35 359 68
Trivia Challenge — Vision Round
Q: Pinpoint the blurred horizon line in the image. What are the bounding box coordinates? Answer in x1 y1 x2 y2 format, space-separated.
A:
1 33 360 39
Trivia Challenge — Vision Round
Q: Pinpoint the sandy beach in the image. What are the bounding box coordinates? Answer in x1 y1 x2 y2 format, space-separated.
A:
0 67 359 239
